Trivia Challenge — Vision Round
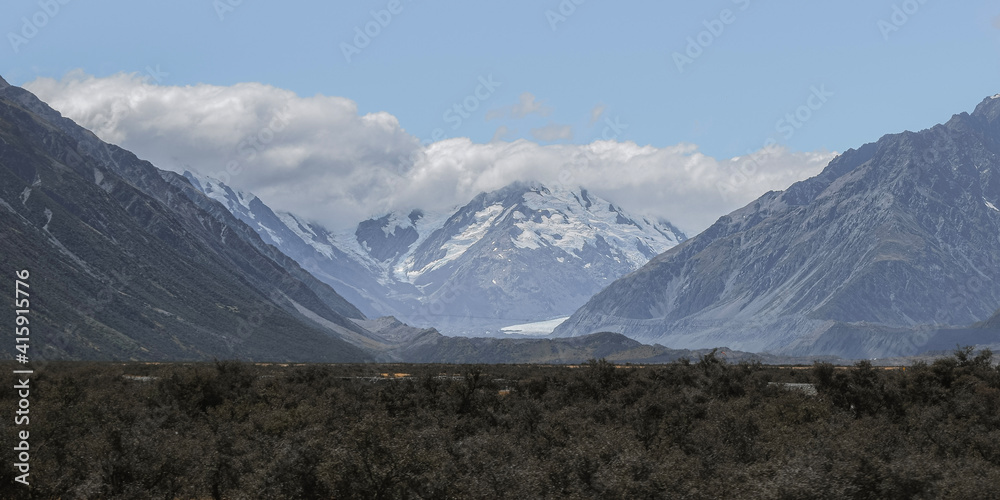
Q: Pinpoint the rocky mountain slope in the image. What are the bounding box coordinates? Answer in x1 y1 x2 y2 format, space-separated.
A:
183 172 415 321
554 95 1000 358
185 174 686 336
0 76 372 362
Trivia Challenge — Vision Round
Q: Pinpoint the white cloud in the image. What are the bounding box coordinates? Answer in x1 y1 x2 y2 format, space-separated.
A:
530 124 574 142
401 139 835 234
589 104 606 125
25 71 837 235
486 92 553 121
25 70 421 229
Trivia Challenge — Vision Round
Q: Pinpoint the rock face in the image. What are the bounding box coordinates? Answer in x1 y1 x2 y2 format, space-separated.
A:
186 176 686 336
554 95 1000 359
0 77 372 362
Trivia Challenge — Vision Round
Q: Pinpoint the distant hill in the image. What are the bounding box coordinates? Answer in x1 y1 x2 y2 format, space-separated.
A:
350 317 786 365
919 307 1000 354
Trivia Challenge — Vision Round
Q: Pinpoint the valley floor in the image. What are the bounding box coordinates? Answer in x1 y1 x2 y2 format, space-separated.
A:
2 352 999 499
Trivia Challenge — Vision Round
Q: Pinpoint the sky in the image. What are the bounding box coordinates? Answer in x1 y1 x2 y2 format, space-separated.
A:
4 1 1000 234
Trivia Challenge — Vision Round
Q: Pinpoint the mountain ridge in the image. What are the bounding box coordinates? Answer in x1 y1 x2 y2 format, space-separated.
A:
185 173 687 336
554 95 1000 358
0 77 372 361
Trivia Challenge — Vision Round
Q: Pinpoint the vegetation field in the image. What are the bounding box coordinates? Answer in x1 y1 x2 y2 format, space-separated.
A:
2 350 999 499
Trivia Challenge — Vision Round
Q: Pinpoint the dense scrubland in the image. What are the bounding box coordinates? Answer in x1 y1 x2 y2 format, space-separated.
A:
2 349 999 499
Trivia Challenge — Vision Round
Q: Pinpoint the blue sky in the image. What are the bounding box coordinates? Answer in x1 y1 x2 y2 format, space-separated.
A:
6 1 1000 234
5 0 999 159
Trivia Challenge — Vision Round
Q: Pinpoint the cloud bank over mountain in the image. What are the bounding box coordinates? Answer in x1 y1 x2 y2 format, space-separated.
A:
26 71 837 234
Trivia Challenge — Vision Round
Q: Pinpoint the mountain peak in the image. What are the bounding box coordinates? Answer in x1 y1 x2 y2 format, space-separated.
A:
971 93 1000 122
184 172 686 335
0 74 9 89
480 180 546 203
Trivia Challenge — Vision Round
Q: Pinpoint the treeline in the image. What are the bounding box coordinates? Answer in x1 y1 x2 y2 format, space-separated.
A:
1 350 999 499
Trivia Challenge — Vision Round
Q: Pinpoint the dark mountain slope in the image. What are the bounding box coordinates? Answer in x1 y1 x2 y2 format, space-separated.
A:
555 96 1000 358
180 171 407 320
0 78 370 361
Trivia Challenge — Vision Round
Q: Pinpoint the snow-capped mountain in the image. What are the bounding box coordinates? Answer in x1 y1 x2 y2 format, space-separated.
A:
348 182 686 335
184 175 686 335
183 172 417 319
